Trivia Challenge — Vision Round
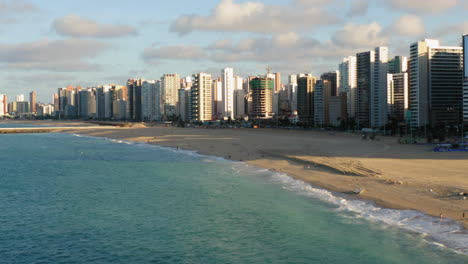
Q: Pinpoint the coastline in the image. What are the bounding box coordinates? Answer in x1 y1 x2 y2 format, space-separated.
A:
2 120 468 230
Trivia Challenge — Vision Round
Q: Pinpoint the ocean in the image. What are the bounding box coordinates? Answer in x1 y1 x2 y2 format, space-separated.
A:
0 131 467 263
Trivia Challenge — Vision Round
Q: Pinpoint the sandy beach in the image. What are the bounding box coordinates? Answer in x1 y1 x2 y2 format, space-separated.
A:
3 120 468 228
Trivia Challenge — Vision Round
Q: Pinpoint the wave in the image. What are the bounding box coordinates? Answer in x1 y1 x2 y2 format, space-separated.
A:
72 133 468 255
240 164 468 255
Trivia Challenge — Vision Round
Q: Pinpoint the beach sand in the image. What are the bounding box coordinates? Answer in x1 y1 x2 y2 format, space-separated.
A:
3 120 468 228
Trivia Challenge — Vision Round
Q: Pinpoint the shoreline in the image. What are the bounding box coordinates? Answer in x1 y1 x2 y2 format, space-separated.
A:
2 120 468 230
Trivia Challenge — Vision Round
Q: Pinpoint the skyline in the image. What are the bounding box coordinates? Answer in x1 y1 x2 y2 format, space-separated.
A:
1 0 468 102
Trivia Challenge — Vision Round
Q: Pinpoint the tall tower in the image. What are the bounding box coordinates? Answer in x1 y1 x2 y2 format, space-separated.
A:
410 39 463 128
356 51 375 129
250 76 274 119
297 75 316 124
370 47 389 128
339 56 357 118
161 74 181 119
29 91 37 113
222 68 234 119
463 35 468 124
191 73 213 122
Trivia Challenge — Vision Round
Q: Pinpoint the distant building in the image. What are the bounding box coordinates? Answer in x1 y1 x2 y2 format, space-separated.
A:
29 91 37 113
463 35 468 124
222 68 235 119
356 51 374 129
314 80 332 127
339 57 357 118
297 75 316 124
370 47 389 128
410 39 463 127
387 73 409 123
0 94 7 115
388 56 408 74
321 71 339 96
250 76 274 119
191 73 213 122
161 74 180 119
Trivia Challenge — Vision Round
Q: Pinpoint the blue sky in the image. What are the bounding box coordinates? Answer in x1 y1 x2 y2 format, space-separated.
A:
1 0 467 102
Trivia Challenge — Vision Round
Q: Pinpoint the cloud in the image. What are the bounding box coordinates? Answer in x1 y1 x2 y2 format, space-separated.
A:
53 14 137 38
141 32 361 77
332 22 389 49
385 0 459 13
435 22 468 37
348 0 369 17
170 0 339 35
0 0 38 14
142 45 208 63
388 15 425 37
0 38 110 72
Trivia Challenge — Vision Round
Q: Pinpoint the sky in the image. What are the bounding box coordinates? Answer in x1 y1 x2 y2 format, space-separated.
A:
1 0 467 102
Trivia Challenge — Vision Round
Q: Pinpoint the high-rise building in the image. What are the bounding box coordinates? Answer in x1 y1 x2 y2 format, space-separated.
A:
234 89 246 119
339 57 357 118
297 75 316 124
29 91 37 113
250 76 274 119
78 88 96 118
370 47 389 128
410 39 463 127
356 51 374 129
212 77 223 119
191 73 213 122
141 80 161 121
222 68 235 119
314 80 332 127
0 94 7 115
387 73 409 123
15 94 24 102
161 74 181 119
321 71 339 96
463 35 468 123
388 56 408 74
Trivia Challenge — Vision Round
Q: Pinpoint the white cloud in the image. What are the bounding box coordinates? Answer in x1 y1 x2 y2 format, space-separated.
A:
0 38 109 72
332 22 389 49
53 14 137 38
170 0 339 35
385 0 459 13
388 15 425 37
348 0 369 17
142 45 208 63
435 22 468 37
0 0 38 14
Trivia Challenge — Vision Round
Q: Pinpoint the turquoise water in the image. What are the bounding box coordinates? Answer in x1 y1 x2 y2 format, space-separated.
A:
0 133 467 263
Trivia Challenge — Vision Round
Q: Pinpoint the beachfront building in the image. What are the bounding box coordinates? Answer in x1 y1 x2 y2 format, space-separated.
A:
356 51 374 129
314 80 332 127
250 76 274 119
410 39 463 128
161 74 180 120
297 74 316 124
463 35 468 124
78 88 96 118
141 80 161 121
191 73 213 122
0 94 7 116
388 56 408 74
221 68 235 120
321 71 339 96
339 56 357 119
370 47 389 128
126 79 143 121
387 73 409 123
29 91 36 114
